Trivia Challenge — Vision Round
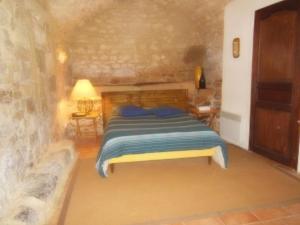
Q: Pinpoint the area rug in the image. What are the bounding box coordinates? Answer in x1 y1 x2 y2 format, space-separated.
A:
64 145 300 225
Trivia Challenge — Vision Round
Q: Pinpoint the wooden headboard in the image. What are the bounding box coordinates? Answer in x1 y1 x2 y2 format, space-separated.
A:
101 89 189 127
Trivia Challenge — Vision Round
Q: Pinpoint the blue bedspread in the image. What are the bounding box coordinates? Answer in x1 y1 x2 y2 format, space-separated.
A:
96 114 227 177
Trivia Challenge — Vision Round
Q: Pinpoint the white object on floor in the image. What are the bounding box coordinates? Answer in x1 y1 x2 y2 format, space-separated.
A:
212 146 226 169
220 111 241 146
197 105 211 112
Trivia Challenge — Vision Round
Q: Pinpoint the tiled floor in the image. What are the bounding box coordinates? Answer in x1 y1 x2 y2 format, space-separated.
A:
165 203 300 225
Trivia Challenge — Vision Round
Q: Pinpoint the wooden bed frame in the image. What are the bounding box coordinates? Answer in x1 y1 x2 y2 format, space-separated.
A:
101 89 215 174
101 89 189 127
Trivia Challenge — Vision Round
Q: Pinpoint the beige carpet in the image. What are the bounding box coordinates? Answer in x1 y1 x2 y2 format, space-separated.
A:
64 145 300 225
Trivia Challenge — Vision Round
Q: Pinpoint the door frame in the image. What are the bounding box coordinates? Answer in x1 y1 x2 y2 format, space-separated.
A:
249 0 300 169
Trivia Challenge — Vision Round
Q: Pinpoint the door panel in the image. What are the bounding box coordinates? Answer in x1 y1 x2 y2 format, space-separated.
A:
256 83 292 106
253 108 290 159
250 0 300 168
258 11 297 82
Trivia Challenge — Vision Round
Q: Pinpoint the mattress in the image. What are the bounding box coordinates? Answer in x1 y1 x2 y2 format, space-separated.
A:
96 114 227 177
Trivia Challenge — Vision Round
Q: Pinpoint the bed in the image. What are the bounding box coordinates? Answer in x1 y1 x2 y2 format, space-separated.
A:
96 89 227 177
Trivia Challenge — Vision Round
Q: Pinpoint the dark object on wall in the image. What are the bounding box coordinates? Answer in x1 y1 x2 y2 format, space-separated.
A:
250 0 300 169
199 71 206 89
194 66 206 89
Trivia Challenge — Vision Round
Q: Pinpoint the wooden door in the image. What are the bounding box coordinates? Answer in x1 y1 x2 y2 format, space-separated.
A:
250 0 300 168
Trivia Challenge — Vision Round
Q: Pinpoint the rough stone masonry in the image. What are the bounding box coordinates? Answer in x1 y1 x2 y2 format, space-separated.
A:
0 0 76 224
69 0 228 86
0 0 230 224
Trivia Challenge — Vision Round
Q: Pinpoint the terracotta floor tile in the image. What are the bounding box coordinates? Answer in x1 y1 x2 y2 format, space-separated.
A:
281 215 300 225
184 217 224 225
165 223 184 225
251 219 285 225
251 207 290 221
284 203 300 215
220 211 258 225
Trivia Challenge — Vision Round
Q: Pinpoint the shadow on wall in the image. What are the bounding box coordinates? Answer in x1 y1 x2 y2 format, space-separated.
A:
183 45 206 65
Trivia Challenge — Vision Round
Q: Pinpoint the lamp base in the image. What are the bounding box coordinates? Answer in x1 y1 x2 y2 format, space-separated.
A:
77 99 94 114
72 112 86 117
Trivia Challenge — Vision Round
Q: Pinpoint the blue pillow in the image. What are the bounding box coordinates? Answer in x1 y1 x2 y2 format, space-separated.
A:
150 106 185 117
120 105 150 117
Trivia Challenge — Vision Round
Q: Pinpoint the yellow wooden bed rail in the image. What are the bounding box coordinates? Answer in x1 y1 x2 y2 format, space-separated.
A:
108 147 217 173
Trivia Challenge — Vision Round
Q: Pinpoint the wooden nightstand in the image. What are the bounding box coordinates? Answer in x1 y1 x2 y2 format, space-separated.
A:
71 112 101 138
189 104 218 129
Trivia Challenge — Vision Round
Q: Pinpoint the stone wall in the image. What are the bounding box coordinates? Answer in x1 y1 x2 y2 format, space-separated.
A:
0 0 57 216
69 0 222 86
46 0 228 134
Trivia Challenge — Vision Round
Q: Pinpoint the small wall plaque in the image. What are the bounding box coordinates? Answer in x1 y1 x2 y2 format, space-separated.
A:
233 38 240 58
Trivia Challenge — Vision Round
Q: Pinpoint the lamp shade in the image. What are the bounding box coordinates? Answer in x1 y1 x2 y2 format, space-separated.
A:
70 79 98 101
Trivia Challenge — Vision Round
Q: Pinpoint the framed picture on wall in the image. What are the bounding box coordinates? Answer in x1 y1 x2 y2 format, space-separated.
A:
233 37 240 58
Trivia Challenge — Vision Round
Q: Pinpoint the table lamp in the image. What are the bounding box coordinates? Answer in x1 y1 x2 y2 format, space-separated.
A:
70 79 98 115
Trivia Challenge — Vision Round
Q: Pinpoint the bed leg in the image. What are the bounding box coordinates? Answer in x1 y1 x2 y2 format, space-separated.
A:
110 164 114 173
208 156 212 165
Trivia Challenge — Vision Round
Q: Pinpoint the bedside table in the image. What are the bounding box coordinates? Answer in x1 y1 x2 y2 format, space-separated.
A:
71 112 101 138
189 105 218 129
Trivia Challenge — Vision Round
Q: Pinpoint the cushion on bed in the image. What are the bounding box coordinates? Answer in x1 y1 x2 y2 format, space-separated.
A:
150 106 185 117
120 105 151 117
